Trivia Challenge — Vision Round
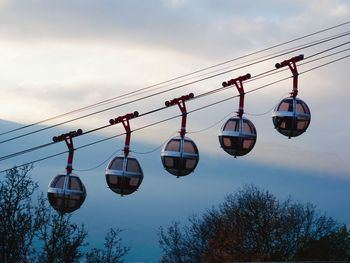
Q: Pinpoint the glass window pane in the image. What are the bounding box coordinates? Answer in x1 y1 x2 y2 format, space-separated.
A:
127 159 141 173
278 101 292 112
109 157 124 170
184 141 195 153
279 120 287 129
224 137 239 148
108 175 118 185
243 121 252 133
223 137 232 147
243 139 254 149
69 177 82 191
164 157 174 168
68 196 80 208
185 159 196 169
52 175 65 188
55 197 63 207
166 140 180 152
304 104 310 114
296 102 306 113
129 178 139 186
278 117 293 129
69 194 81 201
224 120 238 131
297 119 308 130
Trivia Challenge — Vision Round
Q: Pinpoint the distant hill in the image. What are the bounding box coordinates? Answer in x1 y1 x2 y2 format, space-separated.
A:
1 118 350 262
0 118 24 133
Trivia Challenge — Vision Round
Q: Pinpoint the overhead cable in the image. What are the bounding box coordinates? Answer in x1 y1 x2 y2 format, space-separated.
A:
1 34 350 145
0 53 349 173
1 21 349 137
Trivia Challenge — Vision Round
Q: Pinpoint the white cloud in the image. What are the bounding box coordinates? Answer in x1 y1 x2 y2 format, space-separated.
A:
0 1 348 63
331 3 350 16
0 0 350 177
0 0 8 7
162 0 188 8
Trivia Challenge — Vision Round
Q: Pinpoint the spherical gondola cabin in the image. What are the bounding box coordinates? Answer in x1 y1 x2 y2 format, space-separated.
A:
105 155 144 196
272 96 311 138
161 136 199 177
218 116 257 157
48 172 86 213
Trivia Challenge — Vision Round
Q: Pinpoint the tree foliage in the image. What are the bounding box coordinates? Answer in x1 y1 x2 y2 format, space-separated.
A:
159 185 350 262
0 166 129 263
86 228 130 263
0 165 43 262
36 207 88 263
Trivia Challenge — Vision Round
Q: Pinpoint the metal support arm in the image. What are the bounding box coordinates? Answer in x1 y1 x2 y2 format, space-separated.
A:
165 93 194 137
52 129 83 173
109 111 139 157
275 54 304 97
222 74 251 118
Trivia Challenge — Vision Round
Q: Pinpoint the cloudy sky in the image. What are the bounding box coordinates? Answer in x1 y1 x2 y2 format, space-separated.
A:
1 0 350 261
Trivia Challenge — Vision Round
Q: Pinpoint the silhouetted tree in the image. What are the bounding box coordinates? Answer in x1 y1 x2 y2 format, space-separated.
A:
85 228 130 263
159 185 350 262
36 207 88 263
0 166 129 263
0 165 44 262
158 222 189 263
296 224 350 260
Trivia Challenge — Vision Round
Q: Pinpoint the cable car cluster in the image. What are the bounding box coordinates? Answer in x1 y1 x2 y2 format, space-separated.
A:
48 129 86 213
48 55 311 213
161 93 200 177
218 74 257 157
272 55 311 138
106 111 144 196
